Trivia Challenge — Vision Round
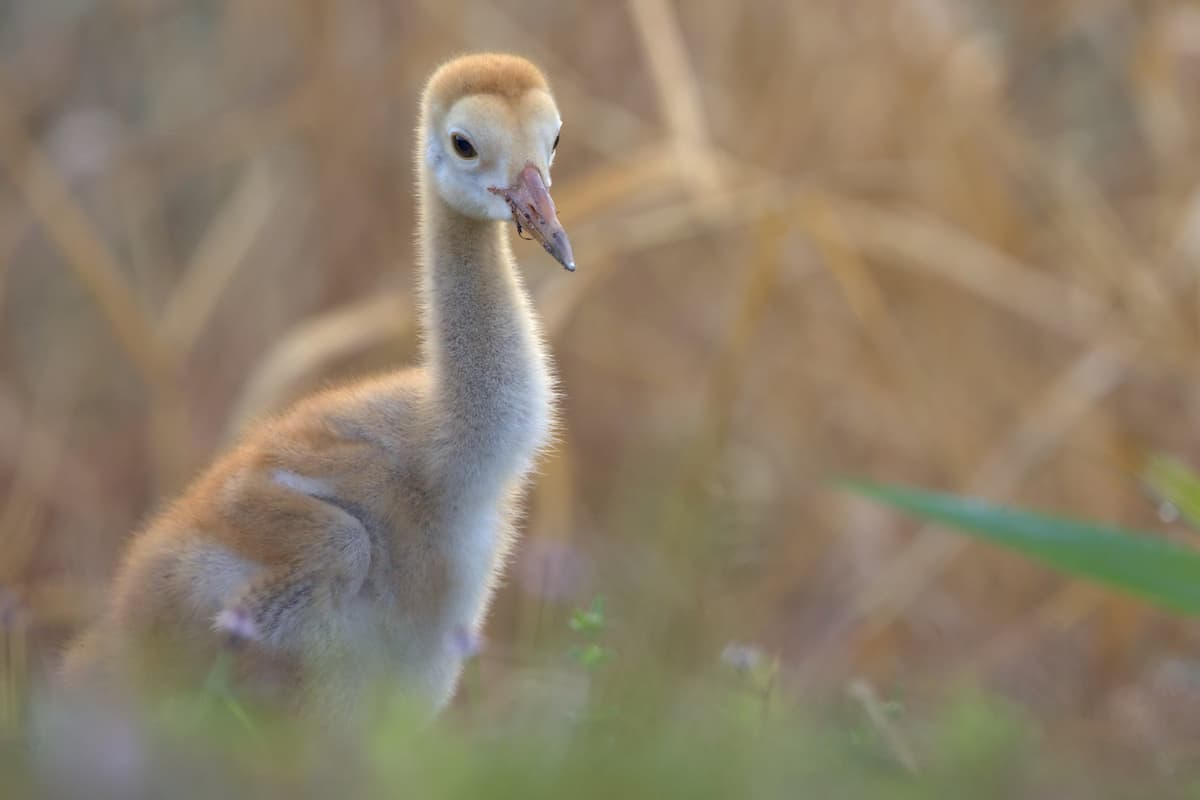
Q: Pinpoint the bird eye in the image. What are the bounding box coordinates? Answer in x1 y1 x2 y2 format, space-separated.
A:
552 132 560 152
450 133 477 159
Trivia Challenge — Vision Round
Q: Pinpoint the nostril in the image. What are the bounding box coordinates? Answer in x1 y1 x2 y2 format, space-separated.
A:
522 162 548 185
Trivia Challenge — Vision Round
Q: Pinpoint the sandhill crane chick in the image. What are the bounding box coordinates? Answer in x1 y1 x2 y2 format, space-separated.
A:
61 53 574 723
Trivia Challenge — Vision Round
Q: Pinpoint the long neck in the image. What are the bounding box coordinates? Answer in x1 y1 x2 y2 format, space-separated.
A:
416 180 553 493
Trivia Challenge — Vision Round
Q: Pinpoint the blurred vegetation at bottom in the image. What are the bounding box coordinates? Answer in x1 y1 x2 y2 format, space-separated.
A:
5 640 1195 799
12 465 1200 798
9 676 1020 798
19 463 1200 798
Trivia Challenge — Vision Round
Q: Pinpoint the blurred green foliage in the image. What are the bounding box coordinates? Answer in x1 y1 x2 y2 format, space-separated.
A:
846 475 1200 615
16 662 1117 799
15 577 1198 798
1146 456 1200 532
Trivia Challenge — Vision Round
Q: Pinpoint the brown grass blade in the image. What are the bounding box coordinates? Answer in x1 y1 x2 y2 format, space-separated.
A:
224 292 412 438
159 164 277 357
0 80 173 389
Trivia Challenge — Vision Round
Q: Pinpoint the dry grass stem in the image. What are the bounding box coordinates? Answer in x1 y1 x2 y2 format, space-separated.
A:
225 293 412 438
851 345 1132 642
848 678 920 775
626 0 723 203
159 164 277 357
0 84 173 388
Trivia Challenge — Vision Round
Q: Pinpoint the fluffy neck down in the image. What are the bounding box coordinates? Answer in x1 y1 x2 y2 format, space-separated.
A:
416 185 554 499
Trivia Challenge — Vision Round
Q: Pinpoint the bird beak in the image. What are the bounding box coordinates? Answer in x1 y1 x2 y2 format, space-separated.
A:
491 164 576 272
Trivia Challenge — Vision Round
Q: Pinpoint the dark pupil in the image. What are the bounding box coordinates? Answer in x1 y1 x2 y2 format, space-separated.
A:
553 133 560 151
452 135 476 158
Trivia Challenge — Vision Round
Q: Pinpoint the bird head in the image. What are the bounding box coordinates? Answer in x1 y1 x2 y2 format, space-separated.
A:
420 53 575 271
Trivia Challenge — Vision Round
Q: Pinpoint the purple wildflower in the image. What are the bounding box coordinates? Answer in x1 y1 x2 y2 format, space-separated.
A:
447 624 485 660
0 586 22 628
214 607 260 644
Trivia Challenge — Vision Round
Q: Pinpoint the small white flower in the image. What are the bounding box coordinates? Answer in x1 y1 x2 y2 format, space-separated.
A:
721 642 764 674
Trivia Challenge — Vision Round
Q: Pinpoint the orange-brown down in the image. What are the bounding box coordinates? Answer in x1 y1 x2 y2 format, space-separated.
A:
60 53 571 723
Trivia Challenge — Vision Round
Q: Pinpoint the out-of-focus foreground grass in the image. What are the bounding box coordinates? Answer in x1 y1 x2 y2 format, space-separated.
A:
2 0 1200 794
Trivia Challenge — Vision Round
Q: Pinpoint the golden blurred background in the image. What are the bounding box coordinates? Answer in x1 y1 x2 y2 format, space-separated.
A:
2 0 1200 759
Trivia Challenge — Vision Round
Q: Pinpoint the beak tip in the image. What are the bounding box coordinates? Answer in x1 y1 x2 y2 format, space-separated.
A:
503 166 577 274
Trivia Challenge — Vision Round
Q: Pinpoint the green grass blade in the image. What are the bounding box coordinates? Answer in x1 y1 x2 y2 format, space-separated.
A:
222 695 261 739
1144 455 1200 531
843 480 1200 615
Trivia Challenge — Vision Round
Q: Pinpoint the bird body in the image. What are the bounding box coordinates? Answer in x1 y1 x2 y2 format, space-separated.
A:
61 53 573 721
